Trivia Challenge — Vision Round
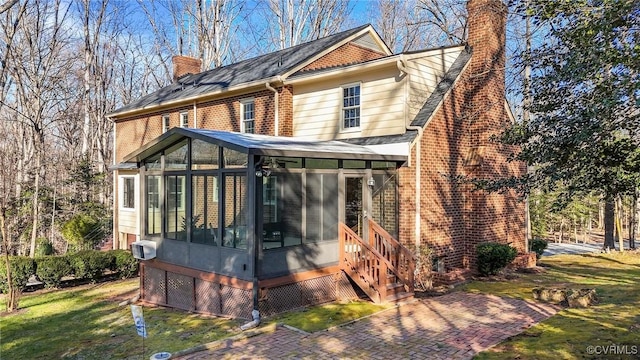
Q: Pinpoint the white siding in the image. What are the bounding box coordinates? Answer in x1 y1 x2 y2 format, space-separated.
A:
293 65 407 140
407 47 464 120
117 173 139 235
352 33 385 53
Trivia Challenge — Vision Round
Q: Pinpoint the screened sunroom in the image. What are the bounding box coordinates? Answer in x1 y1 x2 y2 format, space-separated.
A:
120 128 408 318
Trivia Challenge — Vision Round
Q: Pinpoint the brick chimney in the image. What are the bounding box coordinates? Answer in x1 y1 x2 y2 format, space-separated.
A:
463 0 508 159
462 0 526 263
172 55 202 81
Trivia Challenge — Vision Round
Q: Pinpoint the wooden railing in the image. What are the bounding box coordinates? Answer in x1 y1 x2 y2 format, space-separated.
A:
339 220 415 303
369 219 415 293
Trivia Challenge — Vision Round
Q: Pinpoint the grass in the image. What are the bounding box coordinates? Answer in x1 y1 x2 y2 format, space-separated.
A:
0 279 241 359
460 251 640 360
0 278 391 359
5 252 636 359
268 301 392 333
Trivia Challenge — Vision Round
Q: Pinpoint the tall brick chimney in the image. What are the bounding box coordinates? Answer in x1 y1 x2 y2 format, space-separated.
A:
172 55 202 81
464 0 507 149
462 0 526 264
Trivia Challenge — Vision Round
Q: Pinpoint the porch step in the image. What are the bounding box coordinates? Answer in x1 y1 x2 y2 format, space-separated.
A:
386 281 406 294
385 291 414 303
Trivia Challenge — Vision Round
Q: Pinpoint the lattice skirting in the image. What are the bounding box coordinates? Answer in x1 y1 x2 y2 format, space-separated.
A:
258 272 358 316
142 265 253 319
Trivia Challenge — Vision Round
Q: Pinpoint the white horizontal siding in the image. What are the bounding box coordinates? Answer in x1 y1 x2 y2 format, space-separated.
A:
352 33 383 53
118 209 138 234
407 47 463 120
293 65 406 140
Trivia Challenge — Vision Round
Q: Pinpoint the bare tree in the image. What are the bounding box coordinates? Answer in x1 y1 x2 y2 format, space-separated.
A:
415 0 467 46
0 0 18 15
138 0 244 76
260 0 352 50
4 0 73 257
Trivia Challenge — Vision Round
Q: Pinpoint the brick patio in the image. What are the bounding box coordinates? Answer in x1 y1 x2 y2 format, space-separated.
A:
176 292 559 359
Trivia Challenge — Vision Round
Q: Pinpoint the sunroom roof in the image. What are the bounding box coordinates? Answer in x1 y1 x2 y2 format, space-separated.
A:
121 128 409 165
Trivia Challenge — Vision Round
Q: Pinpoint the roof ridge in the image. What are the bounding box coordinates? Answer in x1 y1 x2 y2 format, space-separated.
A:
178 24 372 83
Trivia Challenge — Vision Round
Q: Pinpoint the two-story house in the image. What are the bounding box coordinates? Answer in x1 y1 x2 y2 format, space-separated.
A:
110 0 526 319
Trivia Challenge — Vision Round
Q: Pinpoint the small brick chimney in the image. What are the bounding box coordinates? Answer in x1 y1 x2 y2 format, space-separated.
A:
172 55 202 81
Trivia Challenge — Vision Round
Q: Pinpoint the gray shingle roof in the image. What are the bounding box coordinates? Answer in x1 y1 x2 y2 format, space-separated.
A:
112 24 372 116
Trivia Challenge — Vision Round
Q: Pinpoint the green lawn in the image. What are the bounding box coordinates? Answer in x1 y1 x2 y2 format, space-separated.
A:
0 279 241 359
268 301 392 333
461 251 640 360
4 252 637 359
0 278 390 359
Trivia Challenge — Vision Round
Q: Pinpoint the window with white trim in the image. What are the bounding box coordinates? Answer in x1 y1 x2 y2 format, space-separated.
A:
341 84 361 130
121 176 135 209
162 114 170 133
240 99 255 134
180 111 189 128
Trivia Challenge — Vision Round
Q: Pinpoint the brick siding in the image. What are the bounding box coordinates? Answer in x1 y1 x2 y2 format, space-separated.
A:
299 42 387 72
397 0 526 271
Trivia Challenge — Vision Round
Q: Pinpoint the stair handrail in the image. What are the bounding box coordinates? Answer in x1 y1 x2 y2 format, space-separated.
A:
340 222 408 301
368 219 416 293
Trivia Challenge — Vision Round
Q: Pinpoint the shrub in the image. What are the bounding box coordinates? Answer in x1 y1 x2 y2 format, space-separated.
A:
476 242 518 276
35 237 54 256
111 250 139 279
0 256 36 293
61 214 105 250
69 250 113 282
36 256 72 288
530 238 548 259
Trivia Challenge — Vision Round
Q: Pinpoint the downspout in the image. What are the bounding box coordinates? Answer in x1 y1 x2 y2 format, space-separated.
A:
265 81 279 136
193 101 197 128
396 54 407 77
112 120 118 249
397 54 423 252
406 126 423 253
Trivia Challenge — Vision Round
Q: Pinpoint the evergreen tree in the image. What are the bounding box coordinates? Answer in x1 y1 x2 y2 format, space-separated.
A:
504 0 640 249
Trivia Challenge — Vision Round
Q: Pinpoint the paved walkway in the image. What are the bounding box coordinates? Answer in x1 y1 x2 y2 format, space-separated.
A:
177 292 558 360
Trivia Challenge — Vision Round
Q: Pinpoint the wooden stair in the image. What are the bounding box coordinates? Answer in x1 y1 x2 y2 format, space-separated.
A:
339 221 415 304
385 275 413 303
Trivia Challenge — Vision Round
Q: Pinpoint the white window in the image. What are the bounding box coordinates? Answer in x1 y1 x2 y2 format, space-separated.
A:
341 83 361 130
180 112 189 128
240 99 255 134
121 176 135 209
162 114 170 133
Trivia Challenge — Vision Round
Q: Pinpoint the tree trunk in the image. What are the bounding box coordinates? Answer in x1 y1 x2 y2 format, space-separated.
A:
616 196 624 251
1 208 18 312
599 201 604 230
630 191 638 249
603 198 615 250
29 148 41 258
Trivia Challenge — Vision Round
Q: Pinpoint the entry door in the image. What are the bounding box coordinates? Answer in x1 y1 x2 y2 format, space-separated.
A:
344 175 367 238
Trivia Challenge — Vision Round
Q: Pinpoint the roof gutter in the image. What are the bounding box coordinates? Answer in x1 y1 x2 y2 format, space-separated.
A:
109 76 286 119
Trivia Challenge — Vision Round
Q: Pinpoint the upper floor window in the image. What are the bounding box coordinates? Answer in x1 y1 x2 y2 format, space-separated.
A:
342 84 361 130
121 176 135 209
180 112 189 128
162 114 170 133
240 99 255 134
